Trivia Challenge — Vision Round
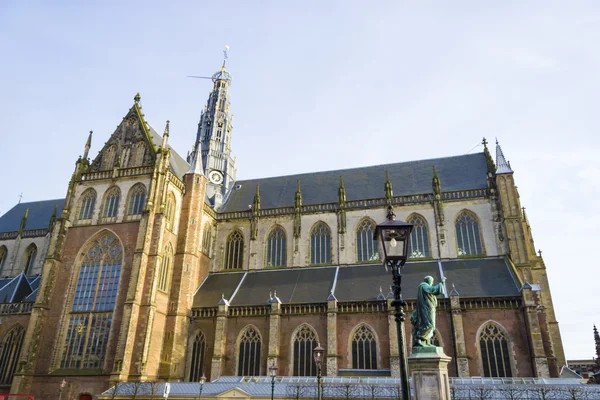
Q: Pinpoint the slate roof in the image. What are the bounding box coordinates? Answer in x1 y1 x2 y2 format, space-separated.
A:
0 199 64 233
149 126 190 180
193 257 520 307
221 153 489 212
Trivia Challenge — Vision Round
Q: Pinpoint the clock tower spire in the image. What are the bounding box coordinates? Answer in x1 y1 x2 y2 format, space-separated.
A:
190 46 236 208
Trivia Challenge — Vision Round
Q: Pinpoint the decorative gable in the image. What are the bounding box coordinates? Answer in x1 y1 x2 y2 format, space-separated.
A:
90 94 157 172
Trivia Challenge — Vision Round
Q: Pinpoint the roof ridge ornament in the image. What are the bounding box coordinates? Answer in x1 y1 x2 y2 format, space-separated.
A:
495 138 513 174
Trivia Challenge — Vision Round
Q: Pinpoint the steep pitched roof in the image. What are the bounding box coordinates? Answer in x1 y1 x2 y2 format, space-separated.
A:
148 126 190 179
0 273 33 303
193 257 520 307
221 153 488 212
0 199 64 233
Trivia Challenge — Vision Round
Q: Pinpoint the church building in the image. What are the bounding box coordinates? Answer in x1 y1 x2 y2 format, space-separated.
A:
0 57 565 399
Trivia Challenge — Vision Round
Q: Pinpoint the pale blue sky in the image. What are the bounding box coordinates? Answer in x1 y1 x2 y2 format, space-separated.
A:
1 1 598 360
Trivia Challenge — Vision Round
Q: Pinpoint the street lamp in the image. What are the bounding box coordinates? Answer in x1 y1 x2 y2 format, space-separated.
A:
375 205 414 400
313 343 325 400
269 364 278 400
197 375 206 400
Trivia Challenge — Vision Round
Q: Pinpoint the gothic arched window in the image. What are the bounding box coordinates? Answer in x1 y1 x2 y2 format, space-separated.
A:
101 145 117 170
310 222 331 265
407 214 430 258
356 219 378 262
23 244 37 275
0 325 25 385
158 244 172 292
101 187 121 219
292 325 318 376
78 189 97 221
351 325 378 370
165 193 176 230
224 230 244 270
127 184 146 216
455 210 484 257
266 226 286 267
190 330 206 382
60 232 122 369
0 246 7 275
202 224 212 255
478 323 512 378
238 326 261 376
130 141 146 167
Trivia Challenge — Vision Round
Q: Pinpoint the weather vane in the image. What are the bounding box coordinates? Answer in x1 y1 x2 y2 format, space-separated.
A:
187 45 232 83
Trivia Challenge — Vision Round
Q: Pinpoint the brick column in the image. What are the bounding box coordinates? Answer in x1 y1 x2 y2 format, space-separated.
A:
521 283 550 377
449 287 469 377
326 293 338 376
211 298 229 380
387 294 400 377
267 296 282 371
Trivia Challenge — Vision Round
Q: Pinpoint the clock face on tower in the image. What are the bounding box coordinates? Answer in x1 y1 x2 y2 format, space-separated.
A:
209 170 224 184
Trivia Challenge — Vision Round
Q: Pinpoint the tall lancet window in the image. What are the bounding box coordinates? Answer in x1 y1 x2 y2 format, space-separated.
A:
165 193 176 231
202 224 212 255
189 330 206 382
78 189 96 221
0 325 25 385
455 210 484 256
265 226 286 267
224 230 244 270
238 326 261 376
158 243 172 292
292 325 318 376
23 244 37 275
310 222 331 265
0 246 8 275
356 219 378 262
102 187 120 219
479 323 513 378
60 232 122 369
127 184 146 216
407 214 430 258
351 325 378 370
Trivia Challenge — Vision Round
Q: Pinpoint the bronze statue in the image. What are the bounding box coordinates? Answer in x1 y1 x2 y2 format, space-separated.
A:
410 275 446 348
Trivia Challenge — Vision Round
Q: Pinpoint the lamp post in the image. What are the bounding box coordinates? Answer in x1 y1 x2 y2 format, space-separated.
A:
269 364 278 400
375 205 414 400
313 343 325 400
197 375 206 400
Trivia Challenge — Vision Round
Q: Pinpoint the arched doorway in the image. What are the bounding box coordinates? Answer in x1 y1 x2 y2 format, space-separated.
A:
80 394 93 400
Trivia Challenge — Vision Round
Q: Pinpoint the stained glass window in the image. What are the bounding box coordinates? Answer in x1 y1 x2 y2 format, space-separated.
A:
0 325 25 385
351 325 377 370
238 326 261 376
158 244 172 292
23 244 37 276
102 187 120 218
190 330 206 382
310 222 331 265
127 184 146 216
61 232 122 369
479 323 512 377
292 325 318 376
0 246 7 275
455 210 484 256
224 230 244 270
78 189 96 220
356 219 378 262
407 214 430 258
266 226 286 267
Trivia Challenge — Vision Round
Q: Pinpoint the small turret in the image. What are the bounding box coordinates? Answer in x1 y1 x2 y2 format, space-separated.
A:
384 170 393 205
18 208 29 234
161 120 170 149
495 138 513 174
83 130 92 160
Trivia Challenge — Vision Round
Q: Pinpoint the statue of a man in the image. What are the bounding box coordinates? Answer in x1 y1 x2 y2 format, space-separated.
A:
410 275 446 348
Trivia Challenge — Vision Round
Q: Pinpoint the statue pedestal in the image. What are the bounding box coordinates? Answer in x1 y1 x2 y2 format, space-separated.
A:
408 347 452 400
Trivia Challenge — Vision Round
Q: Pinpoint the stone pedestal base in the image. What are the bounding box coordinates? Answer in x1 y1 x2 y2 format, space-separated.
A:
408 347 452 400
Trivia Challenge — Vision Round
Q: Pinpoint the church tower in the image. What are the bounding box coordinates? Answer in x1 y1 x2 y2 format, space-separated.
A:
191 54 236 208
